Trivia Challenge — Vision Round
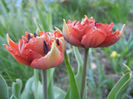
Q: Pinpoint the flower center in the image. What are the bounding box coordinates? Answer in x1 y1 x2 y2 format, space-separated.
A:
73 21 77 26
56 39 60 46
95 22 98 27
34 33 37 37
43 40 49 54
27 34 32 42
28 34 31 40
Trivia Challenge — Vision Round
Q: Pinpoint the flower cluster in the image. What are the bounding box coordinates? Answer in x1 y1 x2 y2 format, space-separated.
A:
4 15 125 70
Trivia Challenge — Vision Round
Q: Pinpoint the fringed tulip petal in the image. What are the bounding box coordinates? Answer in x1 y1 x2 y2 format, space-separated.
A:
96 23 114 35
21 48 42 63
63 19 82 46
6 34 18 50
81 29 106 48
24 37 45 56
31 41 64 69
3 44 30 65
63 19 69 36
57 37 65 52
98 24 125 47
24 34 50 56
54 29 63 38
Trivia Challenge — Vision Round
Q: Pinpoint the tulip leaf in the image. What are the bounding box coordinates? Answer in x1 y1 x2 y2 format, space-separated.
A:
10 95 17 99
11 79 22 99
33 69 39 99
73 47 83 91
64 89 70 99
47 68 55 99
64 52 79 99
32 81 43 99
20 77 34 99
73 46 83 66
54 86 66 99
48 81 54 99
0 75 9 99
107 65 132 99
73 47 88 98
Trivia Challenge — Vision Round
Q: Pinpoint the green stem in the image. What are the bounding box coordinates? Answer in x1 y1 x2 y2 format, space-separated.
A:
41 70 48 99
80 48 89 99
34 69 39 99
112 58 117 73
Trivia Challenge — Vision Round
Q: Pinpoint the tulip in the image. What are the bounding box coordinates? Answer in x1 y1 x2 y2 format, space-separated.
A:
62 15 125 99
3 29 65 69
63 15 125 48
4 29 65 99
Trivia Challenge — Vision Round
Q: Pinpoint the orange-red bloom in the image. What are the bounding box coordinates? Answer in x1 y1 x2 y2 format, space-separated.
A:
63 16 125 48
4 30 65 69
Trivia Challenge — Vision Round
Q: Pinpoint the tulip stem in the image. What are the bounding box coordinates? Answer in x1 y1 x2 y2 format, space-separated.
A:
41 70 48 99
80 48 89 99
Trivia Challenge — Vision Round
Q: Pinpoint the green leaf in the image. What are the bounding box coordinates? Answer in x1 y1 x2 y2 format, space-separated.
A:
73 47 83 91
73 46 83 66
20 77 34 99
73 47 88 98
47 68 55 99
64 52 79 99
107 65 132 99
64 89 70 99
31 81 43 99
54 86 66 99
0 75 9 99
11 79 22 99
33 69 39 99
10 95 17 99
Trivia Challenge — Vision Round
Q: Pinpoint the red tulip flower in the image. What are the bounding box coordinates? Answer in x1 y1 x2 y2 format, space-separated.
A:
63 16 125 48
3 30 65 69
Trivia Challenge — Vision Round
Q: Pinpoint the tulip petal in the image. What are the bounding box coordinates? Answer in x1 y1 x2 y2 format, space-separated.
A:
20 47 42 64
31 41 64 69
98 24 125 47
54 29 63 38
55 37 65 53
3 44 30 65
81 16 95 25
18 40 23 52
53 28 65 51
63 19 69 36
63 19 82 46
81 29 106 48
39 31 45 36
58 37 65 52
24 34 50 56
6 34 18 50
96 23 113 35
